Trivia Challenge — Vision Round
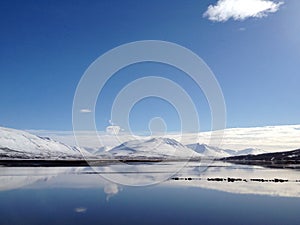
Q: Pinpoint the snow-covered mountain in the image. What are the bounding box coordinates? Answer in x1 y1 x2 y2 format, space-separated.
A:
108 137 200 159
186 143 266 158
0 126 269 160
186 143 232 158
92 146 113 155
0 127 89 159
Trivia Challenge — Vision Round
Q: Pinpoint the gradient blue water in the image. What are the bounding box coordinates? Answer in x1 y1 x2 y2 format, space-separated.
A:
1 185 300 225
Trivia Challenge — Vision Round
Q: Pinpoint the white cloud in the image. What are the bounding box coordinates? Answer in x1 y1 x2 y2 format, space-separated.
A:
106 125 121 135
203 0 284 22
106 120 121 135
80 109 92 113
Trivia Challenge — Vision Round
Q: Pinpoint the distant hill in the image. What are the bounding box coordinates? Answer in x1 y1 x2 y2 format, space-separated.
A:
222 148 300 167
0 127 90 159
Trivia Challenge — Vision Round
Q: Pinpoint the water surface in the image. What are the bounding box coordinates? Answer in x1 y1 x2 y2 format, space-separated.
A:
1 161 300 225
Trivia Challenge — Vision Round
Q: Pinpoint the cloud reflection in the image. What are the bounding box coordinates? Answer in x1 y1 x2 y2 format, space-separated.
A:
1 161 300 198
104 182 121 201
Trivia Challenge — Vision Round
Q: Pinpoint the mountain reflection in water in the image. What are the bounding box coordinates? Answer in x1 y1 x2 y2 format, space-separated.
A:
1 161 300 198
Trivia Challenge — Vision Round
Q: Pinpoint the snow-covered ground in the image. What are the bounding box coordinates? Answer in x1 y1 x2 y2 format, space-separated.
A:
0 127 91 159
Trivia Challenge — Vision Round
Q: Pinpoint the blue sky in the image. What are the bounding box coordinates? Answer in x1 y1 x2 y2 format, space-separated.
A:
0 0 299 132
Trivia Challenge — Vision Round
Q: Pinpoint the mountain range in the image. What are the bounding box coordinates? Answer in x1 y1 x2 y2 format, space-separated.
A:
0 126 298 161
185 143 265 158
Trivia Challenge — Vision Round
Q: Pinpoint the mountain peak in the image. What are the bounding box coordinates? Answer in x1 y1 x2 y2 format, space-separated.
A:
146 137 185 147
109 137 199 158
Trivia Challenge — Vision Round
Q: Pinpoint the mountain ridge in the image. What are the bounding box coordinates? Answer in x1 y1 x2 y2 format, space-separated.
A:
0 126 89 159
108 137 201 159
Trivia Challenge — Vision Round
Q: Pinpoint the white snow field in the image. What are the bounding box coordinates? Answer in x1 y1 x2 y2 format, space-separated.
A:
0 126 90 159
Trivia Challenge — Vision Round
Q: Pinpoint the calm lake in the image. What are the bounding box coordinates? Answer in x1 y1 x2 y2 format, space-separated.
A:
1 161 300 225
